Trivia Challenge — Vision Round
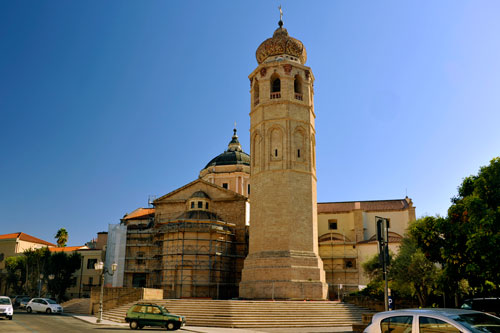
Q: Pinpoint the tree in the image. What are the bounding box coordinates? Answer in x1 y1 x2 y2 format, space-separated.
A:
5 256 27 295
411 157 500 296
55 228 68 247
390 236 441 307
46 251 81 302
444 157 500 293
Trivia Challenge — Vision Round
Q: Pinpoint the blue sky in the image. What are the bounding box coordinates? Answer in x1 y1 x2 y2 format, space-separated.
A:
1 1 499 246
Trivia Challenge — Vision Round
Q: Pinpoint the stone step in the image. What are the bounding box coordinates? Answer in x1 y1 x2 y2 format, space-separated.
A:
99 299 372 327
62 298 91 314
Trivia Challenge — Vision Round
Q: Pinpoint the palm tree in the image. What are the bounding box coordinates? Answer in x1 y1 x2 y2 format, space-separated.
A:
55 228 68 247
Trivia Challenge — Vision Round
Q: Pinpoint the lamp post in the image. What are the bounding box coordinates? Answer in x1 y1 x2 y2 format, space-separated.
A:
94 261 117 323
38 274 44 297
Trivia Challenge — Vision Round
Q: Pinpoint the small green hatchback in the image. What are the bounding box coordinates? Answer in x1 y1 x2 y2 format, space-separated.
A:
125 302 186 330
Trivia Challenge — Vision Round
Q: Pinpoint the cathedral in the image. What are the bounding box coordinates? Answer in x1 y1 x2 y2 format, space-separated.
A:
107 19 416 300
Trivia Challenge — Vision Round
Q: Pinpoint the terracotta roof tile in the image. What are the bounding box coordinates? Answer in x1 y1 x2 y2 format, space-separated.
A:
0 232 56 247
318 199 411 214
49 246 88 252
122 208 155 221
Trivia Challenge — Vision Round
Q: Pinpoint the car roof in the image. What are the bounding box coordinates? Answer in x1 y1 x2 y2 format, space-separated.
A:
373 308 483 319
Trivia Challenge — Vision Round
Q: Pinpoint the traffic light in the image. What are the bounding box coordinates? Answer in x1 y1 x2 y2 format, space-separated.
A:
376 217 388 243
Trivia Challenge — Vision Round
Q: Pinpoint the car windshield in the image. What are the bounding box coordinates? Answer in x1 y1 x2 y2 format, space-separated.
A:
452 313 500 333
0 298 11 305
159 306 169 313
46 299 57 304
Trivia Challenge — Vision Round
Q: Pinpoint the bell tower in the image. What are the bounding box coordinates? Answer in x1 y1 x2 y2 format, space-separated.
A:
239 17 327 300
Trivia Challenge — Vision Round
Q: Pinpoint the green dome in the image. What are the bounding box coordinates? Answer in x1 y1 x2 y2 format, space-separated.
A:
204 129 250 169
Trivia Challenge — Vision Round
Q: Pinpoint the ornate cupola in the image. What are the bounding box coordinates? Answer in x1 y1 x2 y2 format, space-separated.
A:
240 11 328 300
255 20 307 65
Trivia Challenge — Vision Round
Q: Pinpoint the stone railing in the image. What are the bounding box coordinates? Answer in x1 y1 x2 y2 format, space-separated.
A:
270 92 281 99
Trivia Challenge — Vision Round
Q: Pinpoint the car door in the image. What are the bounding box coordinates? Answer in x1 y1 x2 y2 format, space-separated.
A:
145 305 163 326
31 299 41 312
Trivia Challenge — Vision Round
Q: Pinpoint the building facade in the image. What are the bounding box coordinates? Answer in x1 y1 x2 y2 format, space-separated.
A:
109 20 417 300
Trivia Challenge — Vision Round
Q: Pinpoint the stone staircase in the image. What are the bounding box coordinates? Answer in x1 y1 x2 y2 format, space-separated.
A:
101 299 372 328
61 298 91 314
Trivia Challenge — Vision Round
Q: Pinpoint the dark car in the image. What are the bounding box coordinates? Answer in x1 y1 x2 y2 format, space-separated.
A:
461 297 500 316
12 295 29 308
125 302 185 330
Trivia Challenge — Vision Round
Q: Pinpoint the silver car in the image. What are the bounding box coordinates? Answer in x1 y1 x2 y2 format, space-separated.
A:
26 298 63 314
363 308 500 333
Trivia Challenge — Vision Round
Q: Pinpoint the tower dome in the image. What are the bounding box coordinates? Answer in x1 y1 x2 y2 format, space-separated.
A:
255 21 307 65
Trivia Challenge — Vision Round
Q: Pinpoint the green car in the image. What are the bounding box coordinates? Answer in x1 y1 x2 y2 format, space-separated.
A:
125 302 186 330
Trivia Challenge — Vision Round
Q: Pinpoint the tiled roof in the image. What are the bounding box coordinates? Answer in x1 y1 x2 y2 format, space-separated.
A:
49 246 88 252
122 208 155 220
0 232 56 247
318 198 412 214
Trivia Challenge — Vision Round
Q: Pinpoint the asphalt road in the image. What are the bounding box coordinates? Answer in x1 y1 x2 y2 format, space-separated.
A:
0 311 132 332
0 310 354 333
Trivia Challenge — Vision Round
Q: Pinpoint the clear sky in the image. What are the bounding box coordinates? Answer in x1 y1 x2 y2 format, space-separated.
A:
1 1 499 246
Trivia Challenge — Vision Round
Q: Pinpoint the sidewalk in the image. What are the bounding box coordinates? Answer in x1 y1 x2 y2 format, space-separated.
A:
71 314 354 332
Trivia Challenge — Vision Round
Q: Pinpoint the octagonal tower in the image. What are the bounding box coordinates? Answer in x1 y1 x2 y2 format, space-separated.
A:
239 20 327 300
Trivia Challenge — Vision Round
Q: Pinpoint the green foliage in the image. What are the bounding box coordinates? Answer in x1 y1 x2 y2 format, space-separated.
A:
390 236 441 307
411 157 500 296
46 251 81 302
55 228 69 247
5 256 27 295
4 249 81 301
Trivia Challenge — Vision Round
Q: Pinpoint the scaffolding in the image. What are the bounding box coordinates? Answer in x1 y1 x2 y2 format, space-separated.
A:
318 232 360 299
123 210 247 299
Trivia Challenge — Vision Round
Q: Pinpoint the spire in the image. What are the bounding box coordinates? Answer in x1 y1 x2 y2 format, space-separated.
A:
227 126 242 152
278 5 283 28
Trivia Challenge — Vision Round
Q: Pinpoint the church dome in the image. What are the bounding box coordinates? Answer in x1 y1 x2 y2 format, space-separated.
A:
256 22 307 65
203 129 250 169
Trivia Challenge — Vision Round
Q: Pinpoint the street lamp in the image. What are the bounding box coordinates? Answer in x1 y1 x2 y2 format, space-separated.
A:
94 261 117 323
38 274 44 297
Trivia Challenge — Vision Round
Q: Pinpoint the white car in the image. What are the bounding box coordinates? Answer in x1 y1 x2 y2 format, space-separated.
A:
26 298 63 314
363 308 500 333
0 296 13 320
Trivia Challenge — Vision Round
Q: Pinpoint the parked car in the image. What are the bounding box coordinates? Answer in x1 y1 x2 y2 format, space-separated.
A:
26 298 63 314
462 297 500 317
19 297 31 309
0 296 13 320
11 295 29 308
125 302 185 330
363 308 500 333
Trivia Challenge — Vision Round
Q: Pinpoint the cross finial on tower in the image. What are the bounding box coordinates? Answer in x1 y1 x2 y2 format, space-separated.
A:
278 5 283 28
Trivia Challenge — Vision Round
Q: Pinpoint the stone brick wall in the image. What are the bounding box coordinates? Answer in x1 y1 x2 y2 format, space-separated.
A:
90 287 163 314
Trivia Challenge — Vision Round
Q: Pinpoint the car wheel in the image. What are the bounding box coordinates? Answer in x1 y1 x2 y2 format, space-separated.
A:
166 321 176 331
46 308 52 314
8 316 12 320
26 307 32 313
129 320 139 330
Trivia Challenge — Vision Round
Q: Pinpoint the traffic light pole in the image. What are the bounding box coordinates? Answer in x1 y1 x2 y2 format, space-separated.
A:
376 217 389 311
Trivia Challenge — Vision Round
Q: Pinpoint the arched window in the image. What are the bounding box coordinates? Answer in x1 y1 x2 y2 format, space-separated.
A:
270 74 281 99
294 75 303 100
272 78 281 92
253 80 259 106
